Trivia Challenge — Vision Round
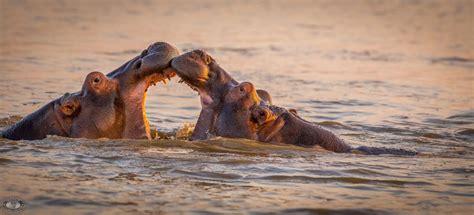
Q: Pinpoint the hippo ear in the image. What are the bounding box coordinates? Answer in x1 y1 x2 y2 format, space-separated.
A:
254 108 272 126
288 109 298 115
257 89 272 105
60 93 80 117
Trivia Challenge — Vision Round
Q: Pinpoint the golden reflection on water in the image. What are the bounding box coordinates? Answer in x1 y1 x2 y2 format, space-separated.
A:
0 0 473 214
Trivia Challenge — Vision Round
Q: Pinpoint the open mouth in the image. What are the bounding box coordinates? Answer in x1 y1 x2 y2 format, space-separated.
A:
171 54 210 93
137 67 177 139
145 68 176 91
176 76 206 92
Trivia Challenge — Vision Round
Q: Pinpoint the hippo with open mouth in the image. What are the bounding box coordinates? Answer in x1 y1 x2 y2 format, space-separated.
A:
171 50 417 155
2 42 179 140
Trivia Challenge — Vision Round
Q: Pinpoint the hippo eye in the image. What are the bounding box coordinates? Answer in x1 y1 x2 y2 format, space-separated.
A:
259 111 266 117
93 77 101 84
239 86 245 92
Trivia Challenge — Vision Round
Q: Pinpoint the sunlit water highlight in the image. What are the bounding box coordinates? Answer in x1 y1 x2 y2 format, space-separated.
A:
0 0 473 214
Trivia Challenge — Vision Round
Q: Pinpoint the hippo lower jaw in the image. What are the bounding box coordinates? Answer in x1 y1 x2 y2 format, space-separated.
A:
174 80 218 140
176 77 214 108
171 50 237 105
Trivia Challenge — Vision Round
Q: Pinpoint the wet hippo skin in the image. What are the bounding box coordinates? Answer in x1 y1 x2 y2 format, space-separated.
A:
2 42 179 140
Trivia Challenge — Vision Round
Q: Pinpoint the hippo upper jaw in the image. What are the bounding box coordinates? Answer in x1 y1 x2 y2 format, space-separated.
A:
171 50 212 89
171 50 237 108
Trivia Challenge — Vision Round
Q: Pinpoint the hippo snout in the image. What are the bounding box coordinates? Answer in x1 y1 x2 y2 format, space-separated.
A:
147 42 180 58
170 50 214 88
138 42 180 75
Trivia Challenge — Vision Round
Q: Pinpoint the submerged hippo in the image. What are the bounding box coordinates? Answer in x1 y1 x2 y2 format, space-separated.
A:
171 50 417 155
2 42 179 140
214 81 353 153
250 95 417 155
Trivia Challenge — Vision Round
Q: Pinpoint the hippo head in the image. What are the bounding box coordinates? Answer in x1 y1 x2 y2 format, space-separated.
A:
250 105 289 143
171 50 237 109
170 50 272 140
250 104 354 152
214 82 262 139
53 71 122 138
2 42 179 140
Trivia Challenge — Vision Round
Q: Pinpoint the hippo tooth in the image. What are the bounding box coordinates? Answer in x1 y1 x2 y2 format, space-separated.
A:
162 79 168 84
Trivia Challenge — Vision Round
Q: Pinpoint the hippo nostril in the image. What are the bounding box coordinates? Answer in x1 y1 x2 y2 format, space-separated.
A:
259 111 265 117
93 77 101 84
135 60 142 69
141 49 148 57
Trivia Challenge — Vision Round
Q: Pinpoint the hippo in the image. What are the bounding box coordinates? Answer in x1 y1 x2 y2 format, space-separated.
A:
171 50 417 155
216 81 353 153
251 101 417 155
2 42 179 140
170 50 271 140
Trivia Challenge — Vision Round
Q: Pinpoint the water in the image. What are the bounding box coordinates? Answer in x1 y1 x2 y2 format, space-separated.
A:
0 0 473 214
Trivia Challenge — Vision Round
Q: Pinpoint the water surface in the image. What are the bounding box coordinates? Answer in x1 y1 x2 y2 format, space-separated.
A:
0 0 473 214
